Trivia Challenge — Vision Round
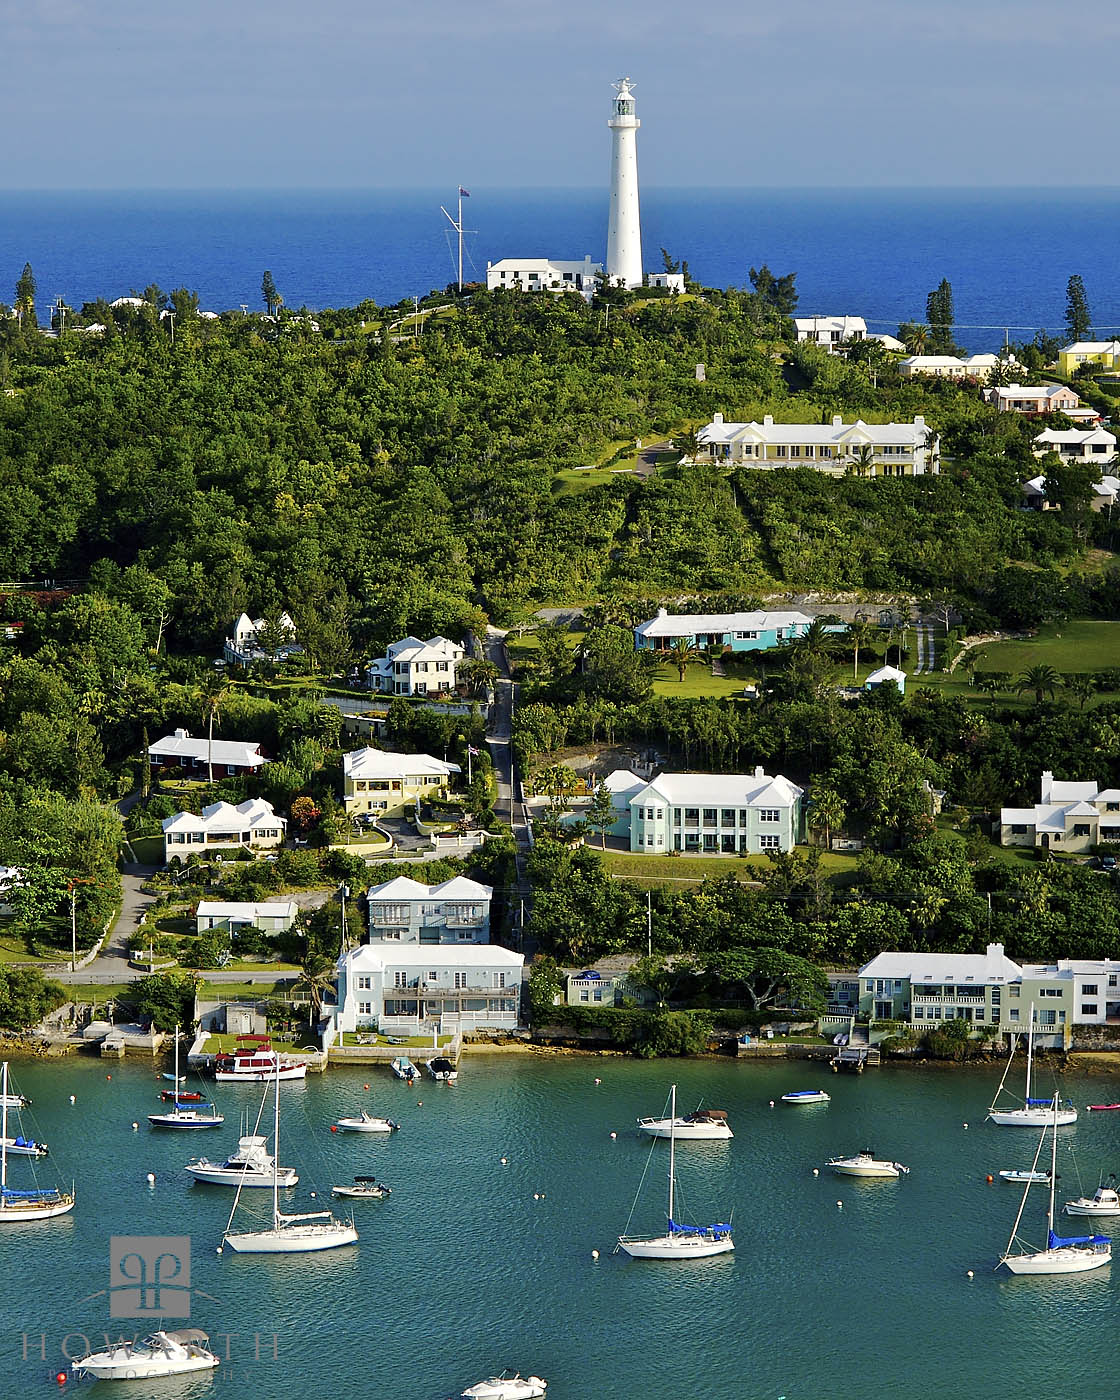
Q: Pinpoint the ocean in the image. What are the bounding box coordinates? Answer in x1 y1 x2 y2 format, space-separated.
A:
2 187 1120 351
0 1052 1118 1400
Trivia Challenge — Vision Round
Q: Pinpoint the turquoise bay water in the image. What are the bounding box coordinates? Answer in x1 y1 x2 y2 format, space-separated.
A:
1 1054 1118 1399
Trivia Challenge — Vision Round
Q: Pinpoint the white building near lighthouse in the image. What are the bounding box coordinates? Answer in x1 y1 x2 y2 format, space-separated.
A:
606 77 643 288
485 77 646 299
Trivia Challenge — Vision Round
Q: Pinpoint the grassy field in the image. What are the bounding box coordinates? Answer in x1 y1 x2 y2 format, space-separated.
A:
967 620 1120 675
552 467 630 497
127 834 164 865
198 979 293 1000
600 847 860 885
650 662 754 699
338 1031 452 1049
200 1032 311 1053
67 983 134 1003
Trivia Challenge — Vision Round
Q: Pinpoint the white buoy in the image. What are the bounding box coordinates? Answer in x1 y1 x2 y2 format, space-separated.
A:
836 1200 843 1208
310 1192 316 1199
610 1132 617 1140
967 1270 974 1279
69 1096 75 1105
591 1249 600 1260
812 1168 819 1177
594 1078 601 1085
146 1173 156 1185
216 1246 223 1255
131 1122 139 1131
533 1193 539 1201
500 1157 508 1165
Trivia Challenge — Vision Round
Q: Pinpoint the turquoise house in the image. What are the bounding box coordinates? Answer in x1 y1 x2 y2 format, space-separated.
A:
634 607 815 654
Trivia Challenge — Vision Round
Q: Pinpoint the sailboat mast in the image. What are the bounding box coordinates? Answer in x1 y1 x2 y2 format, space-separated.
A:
667 1084 676 1225
1 1063 8 1193
272 1058 281 1228
1047 1093 1059 1241
1025 1004 1034 1102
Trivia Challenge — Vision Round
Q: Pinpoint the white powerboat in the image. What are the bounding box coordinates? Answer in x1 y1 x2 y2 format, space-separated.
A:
781 1090 831 1105
462 1371 547 1399
637 1107 732 1140
220 1059 357 1254
213 1038 307 1082
426 1057 458 1082
1000 1169 1050 1184
71 1328 219 1380
390 1056 420 1080
186 1134 298 1188
828 1150 909 1179
332 1176 391 1199
617 1085 734 1260
1064 1180 1120 1217
335 1111 399 1134
988 1013 1077 1126
0 1063 74 1222
1000 1095 1111 1274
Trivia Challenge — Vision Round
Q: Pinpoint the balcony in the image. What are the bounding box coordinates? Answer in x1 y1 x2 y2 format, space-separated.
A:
912 992 985 1004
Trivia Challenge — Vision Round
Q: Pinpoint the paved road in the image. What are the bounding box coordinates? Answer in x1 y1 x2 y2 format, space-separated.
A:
54 865 159 984
483 627 532 892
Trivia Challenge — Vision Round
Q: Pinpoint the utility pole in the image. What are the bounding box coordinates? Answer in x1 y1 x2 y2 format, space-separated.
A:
70 889 77 973
339 883 350 954
647 888 652 959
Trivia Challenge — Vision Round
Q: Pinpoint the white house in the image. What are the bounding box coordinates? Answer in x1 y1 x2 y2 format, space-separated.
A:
195 900 298 935
335 942 525 1036
1000 771 1120 853
486 256 602 299
365 636 465 695
367 874 493 943
224 611 301 665
1032 426 1117 463
161 798 287 864
1017 959 1120 1026
627 766 804 855
864 664 907 696
110 297 146 310
0 866 24 916
342 747 460 818
1021 473 1120 512
697 413 938 477
899 353 1013 383
147 728 267 776
793 315 867 349
647 272 685 292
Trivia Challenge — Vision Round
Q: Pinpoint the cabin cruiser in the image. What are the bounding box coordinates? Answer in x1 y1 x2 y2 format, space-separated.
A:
185 1134 298 1187
637 1107 732 1140
827 1149 909 1179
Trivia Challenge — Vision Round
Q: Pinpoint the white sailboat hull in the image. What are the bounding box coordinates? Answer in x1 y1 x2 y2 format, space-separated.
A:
988 1107 1078 1126
1001 1245 1111 1274
0 1195 75 1221
618 1233 734 1259
637 1118 733 1141
222 1222 358 1253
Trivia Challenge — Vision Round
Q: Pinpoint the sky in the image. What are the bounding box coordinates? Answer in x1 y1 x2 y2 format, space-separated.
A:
3 0 1119 189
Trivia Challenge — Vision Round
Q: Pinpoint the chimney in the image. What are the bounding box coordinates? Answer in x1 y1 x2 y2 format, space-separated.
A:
754 765 765 778
1041 770 1053 802
914 415 925 428
763 414 774 427
657 607 668 618
713 411 724 425
986 943 1005 961
174 727 189 740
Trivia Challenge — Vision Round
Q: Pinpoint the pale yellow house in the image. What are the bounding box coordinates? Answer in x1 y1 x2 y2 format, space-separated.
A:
342 747 461 818
1058 341 1120 376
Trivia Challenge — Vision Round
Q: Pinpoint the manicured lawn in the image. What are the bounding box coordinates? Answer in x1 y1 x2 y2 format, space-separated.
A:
650 662 754 699
338 1032 452 1049
200 1032 311 1054
67 983 134 1003
966 620 1120 676
600 848 859 885
128 834 165 865
552 468 625 497
198 979 293 1000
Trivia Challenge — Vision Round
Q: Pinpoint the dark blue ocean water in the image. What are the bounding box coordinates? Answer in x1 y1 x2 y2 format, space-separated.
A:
3 188 1120 351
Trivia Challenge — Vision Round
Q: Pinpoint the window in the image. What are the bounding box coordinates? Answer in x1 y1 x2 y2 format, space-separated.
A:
580 989 589 1002
1010 824 1028 835
1039 987 1063 998
453 972 468 990
683 807 699 827
759 834 780 850
758 809 780 822
593 988 603 1002
393 972 408 988
1082 983 1099 995
775 445 788 458
493 972 506 989
358 1001 371 1015
1082 1004 1099 1017
1038 1009 1057 1026
703 808 717 826
356 976 371 990
721 809 737 826
1009 1008 1020 1022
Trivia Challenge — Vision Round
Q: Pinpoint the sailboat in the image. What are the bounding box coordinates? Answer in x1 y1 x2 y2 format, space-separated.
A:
988 1010 1077 1126
999 1094 1110 1274
616 1085 734 1260
149 1026 224 1129
0 1063 74 1221
220 1058 357 1254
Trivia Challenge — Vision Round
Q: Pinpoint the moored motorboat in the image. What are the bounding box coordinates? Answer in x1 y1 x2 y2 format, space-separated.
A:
0 1135 48 1158
999 1169 1050 1184
213 1037 307 1082
426 1057 458 1083
390 1056 420 1081
331 1176 392 1199
637 1107 732 1140
461 1370 547 1398
71 1328 220 1381
781 1090 831 1105
335 1111 399 1134
185 1134 298 1188
827 1149 908 1179
1064 1179 1120 1217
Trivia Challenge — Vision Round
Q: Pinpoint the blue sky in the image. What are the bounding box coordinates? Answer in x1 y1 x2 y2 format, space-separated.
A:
3 0 1117 189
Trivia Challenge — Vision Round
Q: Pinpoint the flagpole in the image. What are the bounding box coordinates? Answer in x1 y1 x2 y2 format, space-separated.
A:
457 189 463 294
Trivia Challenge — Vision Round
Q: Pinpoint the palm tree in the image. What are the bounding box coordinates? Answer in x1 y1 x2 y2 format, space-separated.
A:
973 673 1002 700
847 620 875 683
807 785 845 850
296 951 337 1018
196 673 231 782
1016 664 1061 705
667 636 699 681
1066 673 1097 711
672 427 702 461
846 443 876 478
901 322 930 355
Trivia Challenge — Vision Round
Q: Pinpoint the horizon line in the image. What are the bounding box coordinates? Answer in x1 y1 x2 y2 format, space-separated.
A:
3 183 1120 196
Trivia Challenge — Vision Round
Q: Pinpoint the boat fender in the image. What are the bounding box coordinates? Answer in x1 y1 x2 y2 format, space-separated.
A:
56 1372 67 1385
812 1168 819 1177
610 1132 617 1140
591 1249 600 1260
500 1157 508 1165
68 1096 75 1105
417 1101 423 1107
769 1101 775 1108
962 1123 968 1129
836 1201 843 1208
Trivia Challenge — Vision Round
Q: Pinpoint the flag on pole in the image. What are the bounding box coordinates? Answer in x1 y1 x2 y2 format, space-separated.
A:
468 745 480 756
458 186 471 198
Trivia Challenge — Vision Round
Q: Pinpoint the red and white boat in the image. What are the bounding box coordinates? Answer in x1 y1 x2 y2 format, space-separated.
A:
212 1036 307 1083
1087 1103 1120 1112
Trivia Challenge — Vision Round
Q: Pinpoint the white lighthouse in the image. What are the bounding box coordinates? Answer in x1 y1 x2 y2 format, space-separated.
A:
606 77 643 289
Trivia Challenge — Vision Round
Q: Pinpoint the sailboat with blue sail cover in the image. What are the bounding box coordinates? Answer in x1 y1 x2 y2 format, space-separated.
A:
0 1063 74 1221
999 1094 1110 1274
988 1010 1076 1126
616 1084 733 1260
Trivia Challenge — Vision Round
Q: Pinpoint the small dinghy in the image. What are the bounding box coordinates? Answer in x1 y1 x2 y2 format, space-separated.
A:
461 1371 547 1399
331 1176 391 1199
334 1111 399 1134
1000 1168 1050 1184
1087 1103 1120 1112
781 1089 831 1105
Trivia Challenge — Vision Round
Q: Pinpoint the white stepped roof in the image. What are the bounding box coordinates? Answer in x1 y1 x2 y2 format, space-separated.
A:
344 747 460 780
